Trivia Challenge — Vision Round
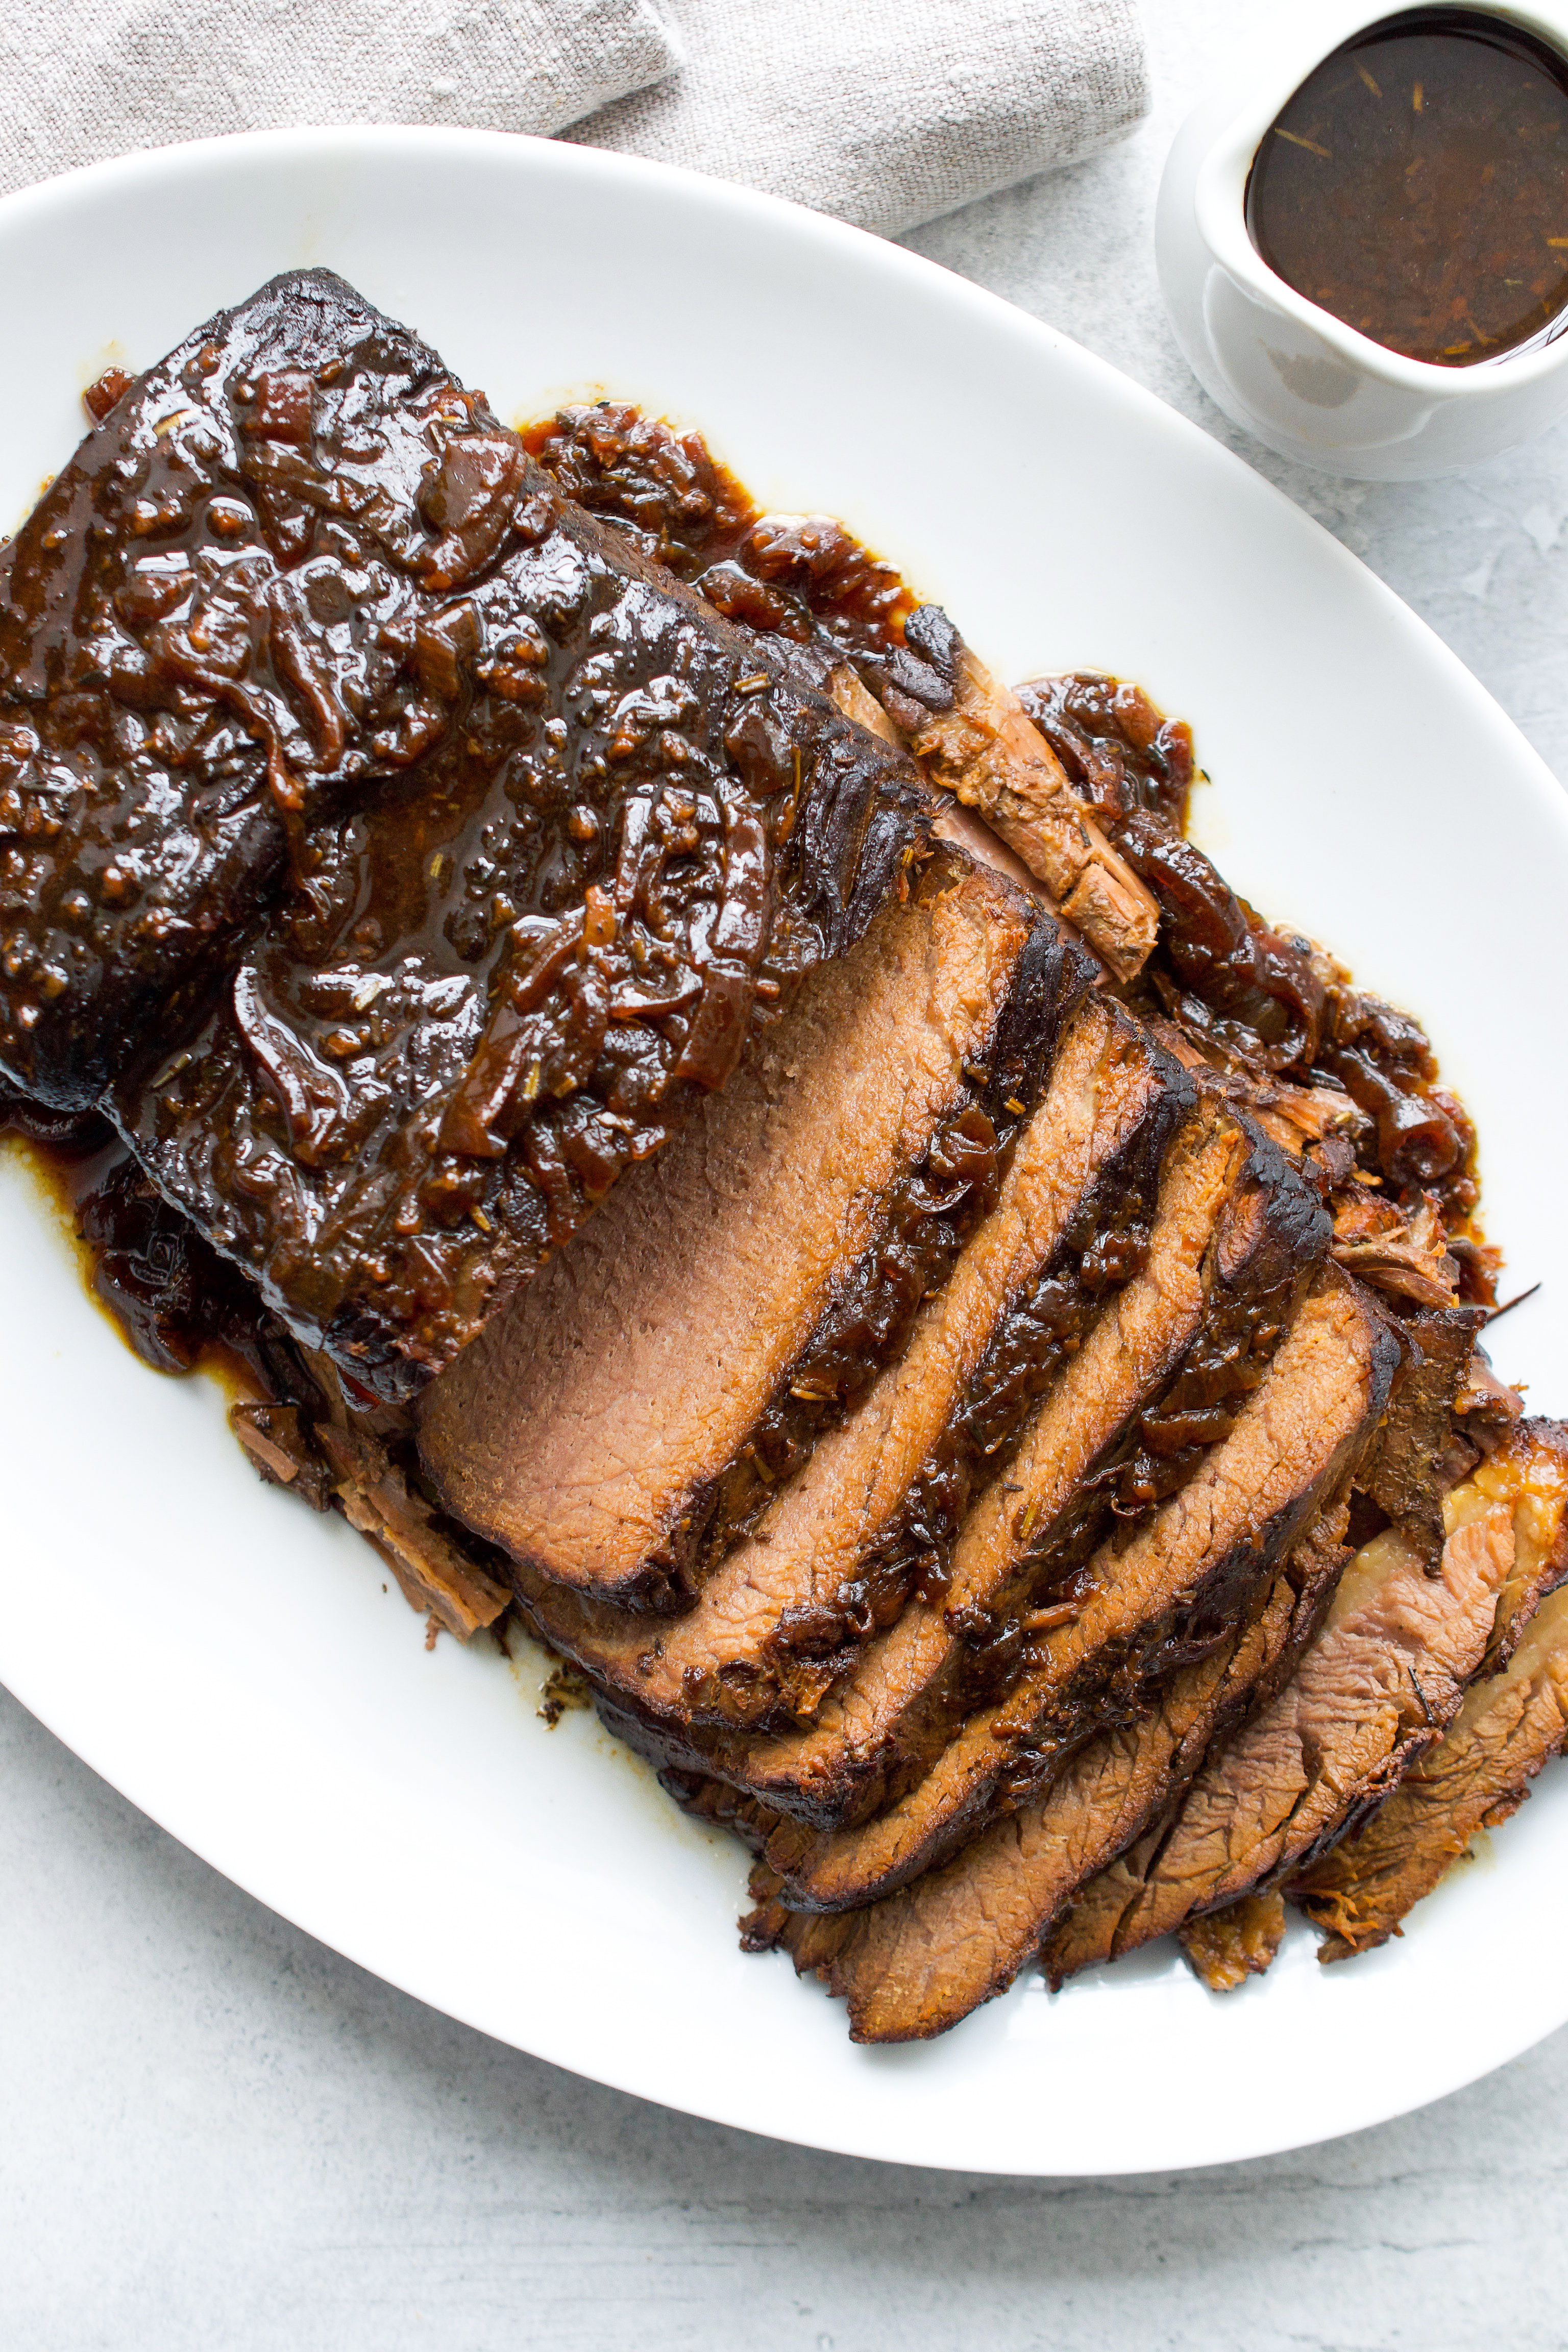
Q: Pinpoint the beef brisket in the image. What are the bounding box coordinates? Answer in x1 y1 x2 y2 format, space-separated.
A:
1179 1891 1288 1991
1359 1304 1488 1556
312 1418 513 1638
509 993 1191 1718
0 270 439 1110
230 1337 514 1637
1040 1423 1567 1983
645 1102 1328 1827
19 275 1538 2048
1291 1482 1568 1963
0 270 939 1398
766 1271 1395 1912
876 615 1160 983
754 1501 1349 2040
416 856 1077 1607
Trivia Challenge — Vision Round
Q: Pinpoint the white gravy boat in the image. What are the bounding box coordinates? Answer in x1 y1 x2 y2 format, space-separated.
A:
1157 0 1568 477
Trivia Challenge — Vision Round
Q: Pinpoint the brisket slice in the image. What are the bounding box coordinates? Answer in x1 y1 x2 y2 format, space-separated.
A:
826 662 1061 924
510 994 1192 1720
751 1500 1350 2041
1291 1467 1568 1962
417 857 1075 1608
766 1270 1396 1912
1040 1420 1568 1984
228 1335 515 1639
627 1102 1328 1827
1359 1304 1489 1558
68 273 936 1401
311 1418 512 1639
872 611 1160 984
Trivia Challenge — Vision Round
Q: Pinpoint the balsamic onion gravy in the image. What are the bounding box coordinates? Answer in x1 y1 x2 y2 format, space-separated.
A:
1247 7 1568 365
4 271 1562 2043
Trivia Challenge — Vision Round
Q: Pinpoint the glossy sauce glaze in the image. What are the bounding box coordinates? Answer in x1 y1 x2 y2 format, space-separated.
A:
2 395 1498 1399
0 273 938 1406
1247 8 1568 365
521 404 914 663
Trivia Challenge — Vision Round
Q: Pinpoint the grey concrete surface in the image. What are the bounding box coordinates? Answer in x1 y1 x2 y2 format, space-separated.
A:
6 4 1567 2345
6 1691 1568 2351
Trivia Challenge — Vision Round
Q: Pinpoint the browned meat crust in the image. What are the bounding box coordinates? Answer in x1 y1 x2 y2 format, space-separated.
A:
1041 1423 1566 1985
750 1501 1348 2041
766 1273 1395 1913
506 993 1192 1715
1359 1304 1489 1556
0 270 940 1399
513 434 1160 983
0 270 416 1110
417 860 1081 1608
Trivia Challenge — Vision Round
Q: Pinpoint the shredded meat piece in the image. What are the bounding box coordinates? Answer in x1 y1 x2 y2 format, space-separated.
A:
1180 1890 1288 1991
1332 1188 1458 1308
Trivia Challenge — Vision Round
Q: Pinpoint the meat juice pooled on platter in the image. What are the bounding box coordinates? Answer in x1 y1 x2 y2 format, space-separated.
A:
1246 6 1568 365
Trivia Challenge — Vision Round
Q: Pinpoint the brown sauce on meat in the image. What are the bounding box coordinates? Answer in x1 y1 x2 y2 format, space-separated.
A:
950 1218 1309 1717
4 397 1496 1434
533 415 1487 1271
2 279 937 1408
521 405 914 662
0 1084 310 1402
677 1099 1005 1584
1247 9 1568 366
1019 673 1488 1256
765 1089 1186 1677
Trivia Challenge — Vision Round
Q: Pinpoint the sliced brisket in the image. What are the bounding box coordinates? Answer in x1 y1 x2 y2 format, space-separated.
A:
417 856 1077 1607
766 1271 1396 1912
6 271 937 1398
312 1418 513 1639
231 1342 514 1638
879 619 1159 983
665 1103 1327 1828
755 1501 1349 2040
1291 1452 1568 1962
510 993 1191 1717
13 282 1544 2050
1040 1422 1567 1983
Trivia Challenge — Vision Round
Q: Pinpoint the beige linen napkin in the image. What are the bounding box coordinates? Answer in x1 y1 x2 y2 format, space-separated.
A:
575 0 1150 235
0 0 681 199
0 0 1147 235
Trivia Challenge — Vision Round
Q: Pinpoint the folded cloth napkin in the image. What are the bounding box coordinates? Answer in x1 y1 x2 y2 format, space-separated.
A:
0 0 1147 237
0 0 681 199
575 0 1149 236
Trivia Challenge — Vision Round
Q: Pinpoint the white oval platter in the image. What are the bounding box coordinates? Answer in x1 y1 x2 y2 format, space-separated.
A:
2 127 1565 2176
